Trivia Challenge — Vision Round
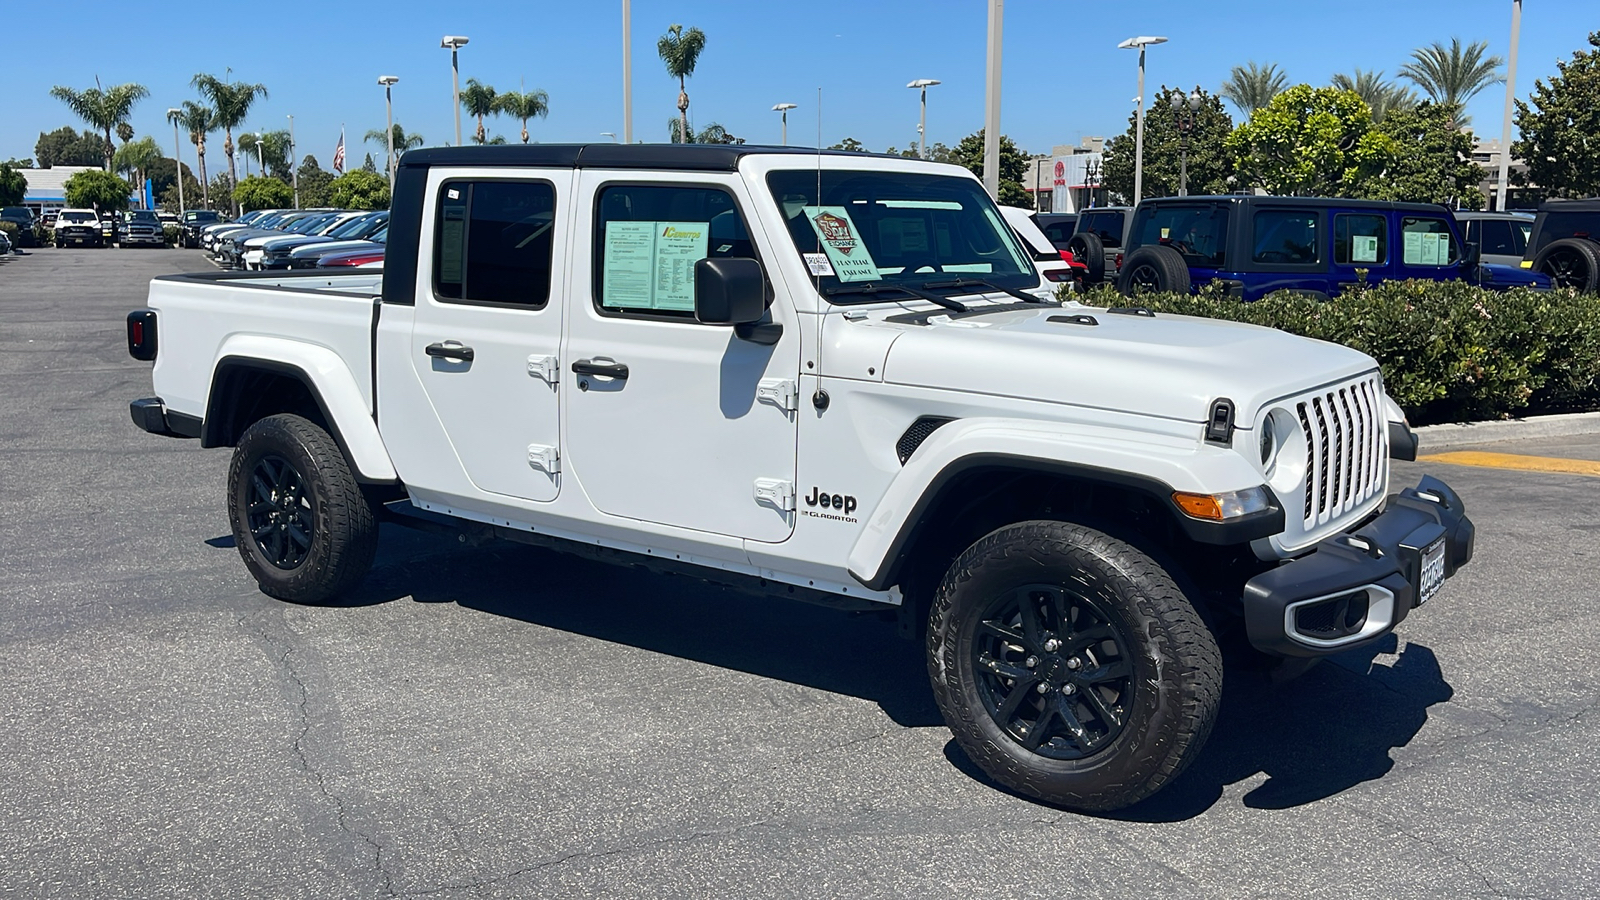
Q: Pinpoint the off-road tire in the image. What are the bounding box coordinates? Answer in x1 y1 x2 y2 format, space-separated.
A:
1067 232 1106 284
1534 238 1600 293
228 414 378 604
1118 245 1191 296
927 520 1221 812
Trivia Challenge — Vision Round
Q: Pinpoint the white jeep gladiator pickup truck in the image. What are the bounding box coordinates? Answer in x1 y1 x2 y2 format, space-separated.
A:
128 144 1473 811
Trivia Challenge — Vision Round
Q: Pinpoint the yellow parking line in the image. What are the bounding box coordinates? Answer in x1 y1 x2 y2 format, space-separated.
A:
1418 451 1600 478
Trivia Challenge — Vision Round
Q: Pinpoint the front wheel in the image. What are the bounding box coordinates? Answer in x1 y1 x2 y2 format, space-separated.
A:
927 520 1221 812
227 414 379 604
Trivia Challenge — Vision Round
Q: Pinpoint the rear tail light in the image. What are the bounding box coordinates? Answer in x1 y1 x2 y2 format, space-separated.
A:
127 309 157 361
1043 269 1074 283
1115 252 1124 270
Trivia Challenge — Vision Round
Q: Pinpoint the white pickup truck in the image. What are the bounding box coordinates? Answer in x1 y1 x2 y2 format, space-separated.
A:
128 144 1473 812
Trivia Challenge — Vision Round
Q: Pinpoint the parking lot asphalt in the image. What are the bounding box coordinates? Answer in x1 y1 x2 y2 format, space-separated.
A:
2 246 1597 899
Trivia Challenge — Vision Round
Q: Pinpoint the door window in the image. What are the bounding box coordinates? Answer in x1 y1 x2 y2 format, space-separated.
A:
1334 214 1387 265
1131 204 1229 266
1399 216 1460 266
1252 210 1320 264
593 184 755 318
433 180 556 307
1474 219 1527 257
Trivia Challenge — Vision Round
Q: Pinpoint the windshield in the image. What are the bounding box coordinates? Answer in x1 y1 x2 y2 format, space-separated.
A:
369 226 389 244
129 210 159 223
766 170 1035 302
327 215 372 238
1 207 30 219
184 211 219 223
61 212 96 224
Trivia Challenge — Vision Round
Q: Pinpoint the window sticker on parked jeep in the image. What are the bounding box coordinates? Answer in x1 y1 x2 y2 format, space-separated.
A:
1352 236 1379 263
803 206 882 282
602 221 709 311
1403 231 1450 266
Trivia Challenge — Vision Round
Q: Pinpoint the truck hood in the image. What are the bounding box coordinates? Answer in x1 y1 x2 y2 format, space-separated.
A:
861 300 1378 424
290 238 381 258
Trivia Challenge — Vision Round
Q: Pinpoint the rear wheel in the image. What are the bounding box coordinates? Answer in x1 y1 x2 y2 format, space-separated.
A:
228 414 378 604
927 520 1221 811
1067 233 1106 284
1534 238 1600 292
1118 245 1191 296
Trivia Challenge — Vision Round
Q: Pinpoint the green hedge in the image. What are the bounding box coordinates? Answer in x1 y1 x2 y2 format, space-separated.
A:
1073 281 1600 426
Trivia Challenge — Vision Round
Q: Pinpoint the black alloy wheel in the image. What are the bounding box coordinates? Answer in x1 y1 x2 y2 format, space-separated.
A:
972 584 1134 759
1124 262 1164 293
245 454 314 570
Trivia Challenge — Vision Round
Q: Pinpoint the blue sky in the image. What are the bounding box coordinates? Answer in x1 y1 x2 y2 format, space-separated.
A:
4 1 1594 169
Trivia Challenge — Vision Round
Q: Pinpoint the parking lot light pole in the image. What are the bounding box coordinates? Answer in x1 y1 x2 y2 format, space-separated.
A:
441 36 469 147
1118 35 1168 204
772 103 797 145
167 108 184 214
1495 0 1522 211
379 76 400 193
1169 87 1201 196
982 0 1003 200
907 79 940 159
621 0 632 144
287 114 299 209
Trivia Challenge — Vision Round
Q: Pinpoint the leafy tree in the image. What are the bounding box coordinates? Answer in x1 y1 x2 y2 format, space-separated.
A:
206 174 233 212
116 122 135 146
0 164 26 206
1400 38 1503 125
1330 69 1416 123
1512 31 1600 199
149 157 201 212
360 153 377 173
113 137 164 203
363 125 425 172
1221 62 1288 116
168 102 216 208
460 78 500 145
658 24 707 150
295 155 336 208
952 129 1031 206
2 157 35 168
1360 102 1485 208
924 142 953 163
35 127 104 167
827 137 867 152
64 169 132 212
696 123 743 144
1102 86 1234 201
259 131 294 181
234 175 293 211
191 72 270 210
667 117 692 143
496 89 550 143
328 170 389 210
1227 84 1394 196
48 80 150 170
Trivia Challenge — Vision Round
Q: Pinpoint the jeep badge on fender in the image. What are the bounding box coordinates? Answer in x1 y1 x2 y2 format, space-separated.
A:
804 487 856 516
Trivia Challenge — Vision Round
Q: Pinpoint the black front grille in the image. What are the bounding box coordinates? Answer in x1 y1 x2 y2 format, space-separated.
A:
896 416 955 464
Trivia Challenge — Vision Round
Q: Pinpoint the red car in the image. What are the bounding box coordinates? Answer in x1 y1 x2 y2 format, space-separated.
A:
316 246 385 268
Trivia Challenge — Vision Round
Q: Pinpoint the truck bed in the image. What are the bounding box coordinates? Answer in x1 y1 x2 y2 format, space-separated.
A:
145 270 385 422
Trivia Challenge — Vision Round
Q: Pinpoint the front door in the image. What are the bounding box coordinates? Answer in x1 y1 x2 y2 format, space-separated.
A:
562 171 800 543
404 172 570 502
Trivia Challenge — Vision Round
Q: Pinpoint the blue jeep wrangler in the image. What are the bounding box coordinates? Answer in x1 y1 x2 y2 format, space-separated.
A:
1115 196 1551 300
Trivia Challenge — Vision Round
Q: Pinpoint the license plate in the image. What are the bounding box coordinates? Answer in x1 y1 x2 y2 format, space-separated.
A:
1418 538 1446 605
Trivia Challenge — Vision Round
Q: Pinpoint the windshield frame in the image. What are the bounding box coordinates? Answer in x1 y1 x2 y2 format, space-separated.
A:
763 166 1038 306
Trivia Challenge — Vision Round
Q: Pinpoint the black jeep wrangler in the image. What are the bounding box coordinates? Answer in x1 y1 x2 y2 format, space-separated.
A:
1523 198 1600 292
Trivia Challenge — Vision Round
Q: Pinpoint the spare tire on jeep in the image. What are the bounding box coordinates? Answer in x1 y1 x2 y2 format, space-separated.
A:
1118 245 1191 296
1533 238 1600 292
1067 232 1105 285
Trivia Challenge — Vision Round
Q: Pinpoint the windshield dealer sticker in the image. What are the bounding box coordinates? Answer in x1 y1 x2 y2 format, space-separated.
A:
803 206 881 282
803 253 835 276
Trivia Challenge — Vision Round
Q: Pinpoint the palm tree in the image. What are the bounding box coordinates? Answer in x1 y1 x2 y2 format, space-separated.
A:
168 102 215 207
460 78 500 145
113 137 164 206
116 122 135 145
1399 38 1504 126
658 24 707 147
237 132 258 177
1220 62 1287 116
667 117 692 144
496 89 550 144
1331 69 1416 123
191 72 269 211
48 79 151 171
363 125 425 173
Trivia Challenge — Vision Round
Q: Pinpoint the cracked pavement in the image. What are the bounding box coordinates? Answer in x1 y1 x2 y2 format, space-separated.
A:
2 247 1597 898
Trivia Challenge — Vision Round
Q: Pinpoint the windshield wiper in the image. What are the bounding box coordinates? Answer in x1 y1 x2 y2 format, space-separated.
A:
824 282 967 313
921 276 1051 304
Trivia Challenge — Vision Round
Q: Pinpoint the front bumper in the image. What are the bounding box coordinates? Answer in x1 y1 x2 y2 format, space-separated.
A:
124 232 163 245
1242 475 1473 657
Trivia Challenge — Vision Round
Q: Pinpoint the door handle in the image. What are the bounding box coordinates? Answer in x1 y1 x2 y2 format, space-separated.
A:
571 359 629 380
425 342 475 362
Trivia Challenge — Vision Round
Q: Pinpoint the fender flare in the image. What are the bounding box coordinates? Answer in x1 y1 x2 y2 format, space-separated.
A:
205 336 397 483
846 418 1282 591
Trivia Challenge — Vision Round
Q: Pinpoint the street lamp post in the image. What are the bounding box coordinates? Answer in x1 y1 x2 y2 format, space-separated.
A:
167 108 184 214
1085 157 1101 209
621 0 632 144
287 114 299 209
378 76 399 193
1118 35 1168 204
906 79 941 159
441 36 469 147
772 103 797 145
1168 87 1202 196
982 0 1003 200
1495 0 1522 211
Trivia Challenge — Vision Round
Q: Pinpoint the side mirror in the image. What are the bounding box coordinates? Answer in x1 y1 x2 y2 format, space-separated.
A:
695 257 767 326
1461 241 1480 267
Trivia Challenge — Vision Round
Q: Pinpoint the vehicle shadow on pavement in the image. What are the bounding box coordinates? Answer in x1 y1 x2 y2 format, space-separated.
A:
945 634 1454 819
337 530 947 728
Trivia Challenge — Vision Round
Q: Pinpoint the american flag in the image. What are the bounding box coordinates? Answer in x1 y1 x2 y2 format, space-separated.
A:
333 129 345 174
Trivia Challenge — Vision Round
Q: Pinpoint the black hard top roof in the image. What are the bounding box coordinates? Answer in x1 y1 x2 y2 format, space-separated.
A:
1141 194 1453 214
1539 197 1600 212
398 143 906 172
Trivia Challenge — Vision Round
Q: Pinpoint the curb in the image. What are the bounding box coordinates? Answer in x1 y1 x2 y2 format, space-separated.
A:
1415 411 1600 451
